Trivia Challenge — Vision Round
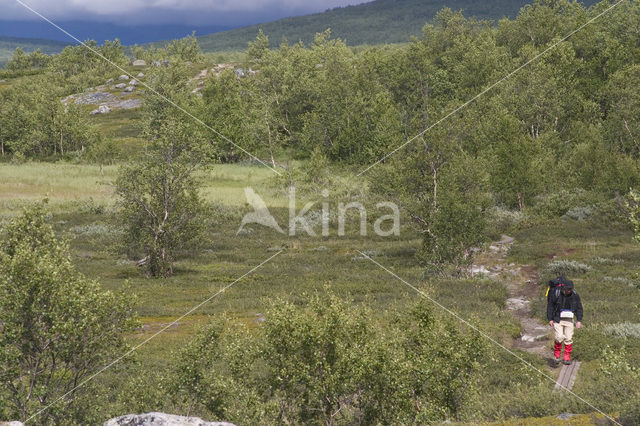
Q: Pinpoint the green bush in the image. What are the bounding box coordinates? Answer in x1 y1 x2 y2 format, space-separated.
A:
530 189 603 218
168 292 486 424
561 205 593 221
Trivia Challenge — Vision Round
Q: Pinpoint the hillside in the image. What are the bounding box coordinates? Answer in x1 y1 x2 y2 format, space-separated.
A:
194 0 600 52
0 36 70 67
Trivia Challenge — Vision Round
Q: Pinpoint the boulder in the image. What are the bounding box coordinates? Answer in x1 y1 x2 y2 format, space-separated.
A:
118 75 130 81
556 413 576 420
72 91 116 105
123 86 135 93
152 60 161 67
132 59 147 67
0 422 25 426
106 78 114 84
137 72 145 78
233 68 256 78
161 59 170 67
130 79 138 86
90 105 112 115
506 297 530 311
112 99 142 109
103 412 235 426
470 265 490 275
114 83 127 89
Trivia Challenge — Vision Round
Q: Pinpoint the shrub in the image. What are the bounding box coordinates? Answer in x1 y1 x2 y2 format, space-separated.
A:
169 293 486 424
486 206 526 233
543 259 592 276
561 205 593 221
592 257 623 265
530 189 602 218
603 323 640 339
603 276 637 288
69 223 112 237
0 203 136 423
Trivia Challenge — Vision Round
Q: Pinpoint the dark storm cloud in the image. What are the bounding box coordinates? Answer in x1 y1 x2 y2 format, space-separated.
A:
1 0 361 25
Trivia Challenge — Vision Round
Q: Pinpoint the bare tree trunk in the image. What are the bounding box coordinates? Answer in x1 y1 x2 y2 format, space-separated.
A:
432 165 438 210
517 192 525 211
623 118 640 153
265 109 276 168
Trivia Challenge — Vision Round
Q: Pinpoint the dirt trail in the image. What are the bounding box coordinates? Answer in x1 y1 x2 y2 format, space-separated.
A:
471 235 550 357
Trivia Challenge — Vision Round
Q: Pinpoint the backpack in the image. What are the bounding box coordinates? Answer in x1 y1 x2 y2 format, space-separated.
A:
546 276 570 299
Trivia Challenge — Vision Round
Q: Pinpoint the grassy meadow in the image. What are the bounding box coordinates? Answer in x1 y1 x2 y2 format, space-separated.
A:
3 5 640 419
0 158 638 422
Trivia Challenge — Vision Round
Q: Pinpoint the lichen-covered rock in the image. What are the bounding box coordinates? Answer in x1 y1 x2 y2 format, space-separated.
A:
132 59 147 66
90 105 112 115
103 412 235 426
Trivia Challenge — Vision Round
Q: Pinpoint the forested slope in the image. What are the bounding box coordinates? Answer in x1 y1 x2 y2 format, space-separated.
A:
194 0 600 51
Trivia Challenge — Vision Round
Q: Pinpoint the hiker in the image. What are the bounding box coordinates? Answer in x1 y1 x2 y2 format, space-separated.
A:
546 277 583 365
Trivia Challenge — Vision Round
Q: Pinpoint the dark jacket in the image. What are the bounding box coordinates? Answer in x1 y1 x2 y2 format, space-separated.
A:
547 291 583 322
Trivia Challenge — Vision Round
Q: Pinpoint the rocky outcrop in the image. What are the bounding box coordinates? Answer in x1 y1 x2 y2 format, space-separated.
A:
65 91 114 105
103 412 235 426
62 90 142 113
90 105 112 115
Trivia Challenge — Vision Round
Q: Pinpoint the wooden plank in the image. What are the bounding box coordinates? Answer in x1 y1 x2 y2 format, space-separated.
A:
562 362 575 389
554 365 569 393
566 361 581 391
553 361 581 393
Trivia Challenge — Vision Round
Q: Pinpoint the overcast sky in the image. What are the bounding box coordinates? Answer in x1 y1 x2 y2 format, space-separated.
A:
1 0 363 26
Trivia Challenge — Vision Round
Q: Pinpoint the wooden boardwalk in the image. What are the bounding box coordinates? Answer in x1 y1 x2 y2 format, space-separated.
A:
553 361 581 393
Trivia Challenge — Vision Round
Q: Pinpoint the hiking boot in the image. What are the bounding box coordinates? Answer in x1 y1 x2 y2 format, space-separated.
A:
554 357 561 366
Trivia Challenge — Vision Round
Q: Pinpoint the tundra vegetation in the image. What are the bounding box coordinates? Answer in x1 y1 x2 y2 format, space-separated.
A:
0 1 640 424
